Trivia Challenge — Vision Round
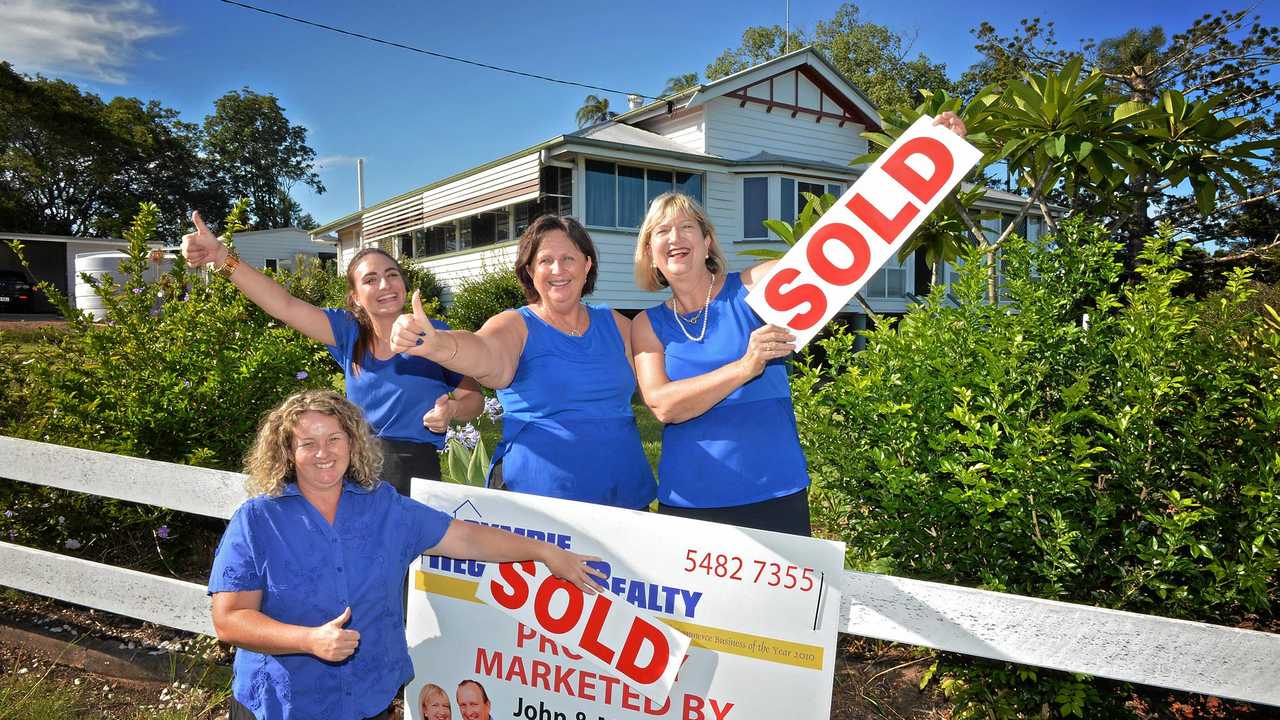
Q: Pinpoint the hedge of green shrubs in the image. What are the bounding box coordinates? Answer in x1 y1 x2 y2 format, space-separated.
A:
795 219 1279 716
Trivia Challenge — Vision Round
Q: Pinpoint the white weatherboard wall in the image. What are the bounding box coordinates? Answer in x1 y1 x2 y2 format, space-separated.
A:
420 152 541 227
703 96 868 163
417 243 520 305
640 110 707 154
1 435 1279 707
588 228 671 309
233 228 330 270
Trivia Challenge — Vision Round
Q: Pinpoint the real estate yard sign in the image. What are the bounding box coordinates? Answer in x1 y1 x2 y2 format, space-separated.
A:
406 483 846 720
746 114 984 349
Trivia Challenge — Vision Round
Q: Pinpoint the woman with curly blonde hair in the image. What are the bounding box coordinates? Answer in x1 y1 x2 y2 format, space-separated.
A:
210 389 605 720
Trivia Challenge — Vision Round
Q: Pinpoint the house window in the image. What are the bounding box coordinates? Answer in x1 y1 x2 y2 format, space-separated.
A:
743 177 769 239
618 165 645 227
586 160 704 228
263 258 279 272
864 253 907 299
780 177 846 225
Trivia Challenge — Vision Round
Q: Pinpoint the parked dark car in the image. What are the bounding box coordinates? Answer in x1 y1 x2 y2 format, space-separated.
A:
0 270 34 312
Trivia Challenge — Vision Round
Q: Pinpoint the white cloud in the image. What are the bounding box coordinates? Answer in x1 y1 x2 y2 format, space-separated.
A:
0 0 174 84
316 155 365 171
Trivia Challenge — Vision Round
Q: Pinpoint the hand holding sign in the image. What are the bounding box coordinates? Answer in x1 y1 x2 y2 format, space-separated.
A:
746 115 983 349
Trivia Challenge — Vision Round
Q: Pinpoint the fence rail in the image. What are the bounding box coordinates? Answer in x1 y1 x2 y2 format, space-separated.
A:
2 435 1277 706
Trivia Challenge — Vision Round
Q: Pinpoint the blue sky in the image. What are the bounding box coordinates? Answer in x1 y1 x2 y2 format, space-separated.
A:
0 0 1269 229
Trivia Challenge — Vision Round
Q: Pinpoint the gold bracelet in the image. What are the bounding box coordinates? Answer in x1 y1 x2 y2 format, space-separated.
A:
215 252 240 279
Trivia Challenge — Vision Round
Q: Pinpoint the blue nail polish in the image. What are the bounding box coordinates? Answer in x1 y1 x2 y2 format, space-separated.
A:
418 331 426 337
416 338 423 346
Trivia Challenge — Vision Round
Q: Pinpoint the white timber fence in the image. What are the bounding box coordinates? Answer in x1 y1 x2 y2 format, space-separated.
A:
1 435 1278 707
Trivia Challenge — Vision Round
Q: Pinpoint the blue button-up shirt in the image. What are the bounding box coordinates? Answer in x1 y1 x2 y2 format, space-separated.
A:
209 480 452 720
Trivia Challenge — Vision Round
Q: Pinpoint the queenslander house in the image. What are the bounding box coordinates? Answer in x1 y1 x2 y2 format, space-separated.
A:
310 47 1045 319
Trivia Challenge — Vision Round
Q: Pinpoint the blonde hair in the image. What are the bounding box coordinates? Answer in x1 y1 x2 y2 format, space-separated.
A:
633 192 727 292
419 683 450 709
243 390 382 496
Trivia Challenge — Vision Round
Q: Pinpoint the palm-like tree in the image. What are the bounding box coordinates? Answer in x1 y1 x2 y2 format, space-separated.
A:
575 95 616 128
662 73 700 97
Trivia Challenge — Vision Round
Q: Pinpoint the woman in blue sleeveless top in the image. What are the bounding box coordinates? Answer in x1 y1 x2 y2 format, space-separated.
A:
390 215 655 509
629 193 809 535
181 212 484 495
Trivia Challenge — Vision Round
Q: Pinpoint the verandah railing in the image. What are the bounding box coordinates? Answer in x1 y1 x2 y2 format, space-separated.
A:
1 435 1277 707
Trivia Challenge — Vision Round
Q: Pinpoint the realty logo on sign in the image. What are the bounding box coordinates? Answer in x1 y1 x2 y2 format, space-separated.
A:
746 115 984 349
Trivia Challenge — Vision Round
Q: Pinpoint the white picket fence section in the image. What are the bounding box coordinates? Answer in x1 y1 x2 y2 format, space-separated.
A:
1 435 1278 706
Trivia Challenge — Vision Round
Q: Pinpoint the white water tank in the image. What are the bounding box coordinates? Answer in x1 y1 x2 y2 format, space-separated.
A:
74 250 174 320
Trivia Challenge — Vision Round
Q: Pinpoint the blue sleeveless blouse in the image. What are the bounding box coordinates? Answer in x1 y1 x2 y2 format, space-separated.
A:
492 304 656 509
644 272 809 508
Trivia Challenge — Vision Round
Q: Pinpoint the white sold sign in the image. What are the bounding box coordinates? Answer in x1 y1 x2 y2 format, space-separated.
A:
746 114 983 348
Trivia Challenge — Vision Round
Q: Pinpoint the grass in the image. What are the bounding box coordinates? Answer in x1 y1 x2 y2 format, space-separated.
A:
0 324 67 358
0 648 229 720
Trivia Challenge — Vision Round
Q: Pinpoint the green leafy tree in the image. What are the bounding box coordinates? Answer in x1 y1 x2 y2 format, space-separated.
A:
857 60 1278 296
702 4 953 110
704 25 807 81
962 9 1280 261
661 73 700 96
574 94 616 128
203 88 324 230
0 62 226 239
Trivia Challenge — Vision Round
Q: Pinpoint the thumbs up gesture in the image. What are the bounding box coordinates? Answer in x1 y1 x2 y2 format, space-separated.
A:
390 290 440 357
422 393 454 434
181 211 228 267
310 607 360 662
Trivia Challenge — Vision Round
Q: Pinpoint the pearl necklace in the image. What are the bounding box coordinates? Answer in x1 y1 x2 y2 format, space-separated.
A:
672 273 715 343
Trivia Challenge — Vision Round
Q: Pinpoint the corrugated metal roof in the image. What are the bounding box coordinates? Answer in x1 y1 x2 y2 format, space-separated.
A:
568 122 719 158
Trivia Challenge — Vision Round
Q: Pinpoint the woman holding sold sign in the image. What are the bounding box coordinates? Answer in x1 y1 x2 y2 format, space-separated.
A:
631 115 966 534
182 211 484 494
209 389 603 720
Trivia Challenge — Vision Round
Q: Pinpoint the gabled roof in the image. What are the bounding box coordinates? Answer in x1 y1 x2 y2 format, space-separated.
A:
613 46 880 130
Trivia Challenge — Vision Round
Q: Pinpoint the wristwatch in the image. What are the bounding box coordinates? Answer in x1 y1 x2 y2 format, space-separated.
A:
214 250 240 279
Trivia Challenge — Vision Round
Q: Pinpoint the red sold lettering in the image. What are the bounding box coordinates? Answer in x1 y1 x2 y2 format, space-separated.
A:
616 616 672 685
807 223 871 286
763 267 826 330
882 136 954 204
490 561 535 609
578 593 616 664
846 192 918 243
533 577 582 634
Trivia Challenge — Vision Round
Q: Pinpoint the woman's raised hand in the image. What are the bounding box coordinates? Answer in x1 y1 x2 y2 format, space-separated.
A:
390 290 441 357
739 324 796 378
181 211 228 267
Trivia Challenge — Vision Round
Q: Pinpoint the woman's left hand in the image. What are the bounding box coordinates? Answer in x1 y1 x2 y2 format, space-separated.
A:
423 393 453 433
933 111 967 138
544 549 608 594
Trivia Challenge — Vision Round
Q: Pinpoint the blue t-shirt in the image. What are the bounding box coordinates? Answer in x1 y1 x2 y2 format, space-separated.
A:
644 272 809 508
493 304 656 509
324 309 462 446
208 480 452 720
